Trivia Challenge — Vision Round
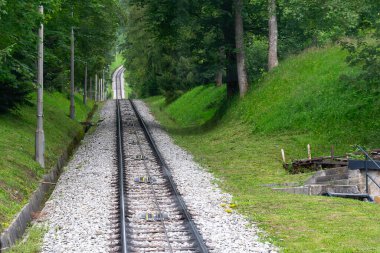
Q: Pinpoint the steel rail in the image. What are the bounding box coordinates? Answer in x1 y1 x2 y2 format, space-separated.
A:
116 66 128 253
128 101 174 252
115 67 123 99
129 99 209 253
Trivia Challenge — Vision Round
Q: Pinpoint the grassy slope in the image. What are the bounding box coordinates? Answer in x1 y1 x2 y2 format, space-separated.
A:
0 92 94 232
145 47 380 252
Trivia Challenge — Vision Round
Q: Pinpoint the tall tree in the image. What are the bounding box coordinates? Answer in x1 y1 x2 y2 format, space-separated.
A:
121 0 369 100
268 0 278 70
220 0 239 97
235 0 249 97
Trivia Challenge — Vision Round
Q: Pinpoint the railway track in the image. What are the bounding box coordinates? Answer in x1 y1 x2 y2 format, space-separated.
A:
111 67 208 253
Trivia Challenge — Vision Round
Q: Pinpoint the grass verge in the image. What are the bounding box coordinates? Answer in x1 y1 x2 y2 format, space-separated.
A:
0 92 94 233
5 226 46 253
145 46 380 252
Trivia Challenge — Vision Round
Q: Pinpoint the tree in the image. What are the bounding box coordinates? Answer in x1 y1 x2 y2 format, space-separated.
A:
234 0 249 97
341 3 380 91
0 1 40 113
268 0 278 70
0 0 119 113
121 0 371 100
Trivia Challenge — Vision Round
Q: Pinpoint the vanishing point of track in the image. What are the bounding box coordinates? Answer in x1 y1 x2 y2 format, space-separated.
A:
111 67 209 253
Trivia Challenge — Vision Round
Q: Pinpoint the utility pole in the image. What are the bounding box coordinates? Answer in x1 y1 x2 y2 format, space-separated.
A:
95 74 98 102
98 74 101 102
89 76 92 100
83 62 87 105
99 77 101 101
101 78 104 101
102 68 106 100
99 78 101 101
70 9 75 119
101 79 104 101
35 5 45 168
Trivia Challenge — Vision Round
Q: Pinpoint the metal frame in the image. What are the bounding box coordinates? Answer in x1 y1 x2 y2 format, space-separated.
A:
356 145 380 197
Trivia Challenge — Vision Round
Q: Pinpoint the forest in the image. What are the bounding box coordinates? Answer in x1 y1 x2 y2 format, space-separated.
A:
1 0 379 109
0 0 120 112
1 0 380 252
122 0 380 101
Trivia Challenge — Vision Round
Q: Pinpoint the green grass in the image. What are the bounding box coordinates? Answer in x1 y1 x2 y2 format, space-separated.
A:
145 46 380 252
0 92 94 232
125 82 133 98
5 226 46 253
110 53 125 74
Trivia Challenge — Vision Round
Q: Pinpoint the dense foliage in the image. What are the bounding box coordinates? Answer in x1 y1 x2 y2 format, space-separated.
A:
0 0 119 112
122 0 377 99
1 0 379 107
342 3 380 92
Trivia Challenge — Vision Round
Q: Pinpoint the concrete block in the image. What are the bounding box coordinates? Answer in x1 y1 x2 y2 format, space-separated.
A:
307 185 324 195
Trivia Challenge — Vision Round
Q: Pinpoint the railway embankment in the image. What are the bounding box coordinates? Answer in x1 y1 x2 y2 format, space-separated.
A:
0 92 97 250
145 46 380 252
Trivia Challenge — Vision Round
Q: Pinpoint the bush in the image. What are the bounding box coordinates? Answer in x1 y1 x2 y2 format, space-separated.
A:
341 39 380 91
245 37 268 83
0 62 33 113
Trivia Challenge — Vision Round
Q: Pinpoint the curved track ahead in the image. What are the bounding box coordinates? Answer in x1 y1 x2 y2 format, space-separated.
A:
112 68 209 253
113 67 125 99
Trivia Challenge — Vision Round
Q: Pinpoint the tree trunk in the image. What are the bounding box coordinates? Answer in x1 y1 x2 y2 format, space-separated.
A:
221 0 239 98
234 0 249 97
215 47 225 87
215 70 223 86
215 71 223 86
268 0 279 70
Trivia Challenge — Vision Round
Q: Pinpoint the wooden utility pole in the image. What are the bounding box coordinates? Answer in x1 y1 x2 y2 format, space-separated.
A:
35 5 45 168
70 9 75 119
268 0 279 70
84 62 87 105
234 0 249 97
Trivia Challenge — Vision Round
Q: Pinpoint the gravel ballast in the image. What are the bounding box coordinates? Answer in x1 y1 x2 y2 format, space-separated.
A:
39 101 117 253
133 100 277 253
37 99 276 253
